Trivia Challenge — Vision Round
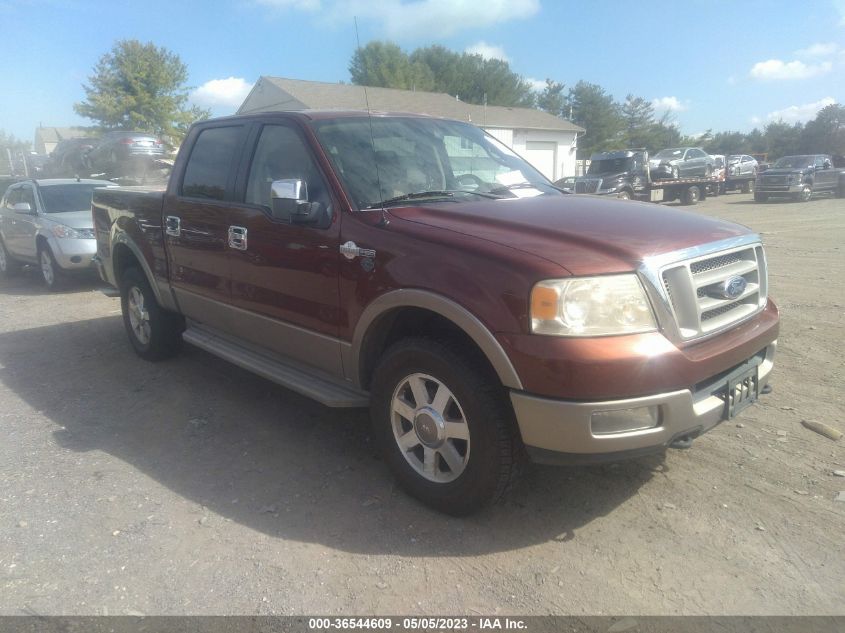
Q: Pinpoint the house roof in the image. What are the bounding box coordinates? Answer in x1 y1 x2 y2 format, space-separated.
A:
34 127 95 145
238 77 584 134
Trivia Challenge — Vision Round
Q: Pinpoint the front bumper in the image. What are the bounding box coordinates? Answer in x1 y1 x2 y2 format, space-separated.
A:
512 341 776 464
52 237 97 270
756 182 804 194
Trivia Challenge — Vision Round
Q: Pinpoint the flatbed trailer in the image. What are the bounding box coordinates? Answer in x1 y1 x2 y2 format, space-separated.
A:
632 175 722 205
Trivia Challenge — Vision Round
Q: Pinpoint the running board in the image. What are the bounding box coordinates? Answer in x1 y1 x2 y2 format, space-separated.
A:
182 324 368 408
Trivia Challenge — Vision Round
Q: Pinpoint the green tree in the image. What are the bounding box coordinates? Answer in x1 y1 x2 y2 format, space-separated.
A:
800 103 845 156
351 41 535 108
536 79 567 117
703 131 748 155
349 41 434 91
74 39 210 144
568 81 623 157
0 130 30 151
763 121 803 159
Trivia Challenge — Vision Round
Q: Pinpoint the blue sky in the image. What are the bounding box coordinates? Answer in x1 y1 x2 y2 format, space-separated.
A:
2 0 844 146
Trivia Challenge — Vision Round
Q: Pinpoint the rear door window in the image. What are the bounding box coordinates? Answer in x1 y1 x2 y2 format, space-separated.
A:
181 126 243 201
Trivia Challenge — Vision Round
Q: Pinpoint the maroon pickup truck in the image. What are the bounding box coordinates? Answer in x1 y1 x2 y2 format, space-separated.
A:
92 111 779 515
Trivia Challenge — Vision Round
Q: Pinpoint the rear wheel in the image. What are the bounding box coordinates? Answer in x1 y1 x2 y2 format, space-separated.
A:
616 190 631 200
370 337 523 515
742 179 754 194
120 267 184 361
0 239 21 277
681 186 700 205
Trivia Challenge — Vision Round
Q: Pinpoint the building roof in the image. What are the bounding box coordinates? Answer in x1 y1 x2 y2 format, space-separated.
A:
238 77 584 134
34 127 95 145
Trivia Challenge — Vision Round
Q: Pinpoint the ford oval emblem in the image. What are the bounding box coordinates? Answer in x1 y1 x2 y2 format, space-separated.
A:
720 275 747 300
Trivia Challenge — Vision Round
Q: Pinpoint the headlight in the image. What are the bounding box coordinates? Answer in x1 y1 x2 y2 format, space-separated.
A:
51 225 93 239
530 274 657 336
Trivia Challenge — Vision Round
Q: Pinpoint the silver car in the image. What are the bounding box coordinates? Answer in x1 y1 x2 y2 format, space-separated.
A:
0 178 114 289
727 154 759 177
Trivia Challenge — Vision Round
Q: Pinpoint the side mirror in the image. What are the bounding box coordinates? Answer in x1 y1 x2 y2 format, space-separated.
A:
13 202 34 215
823 160 831 170
270 179 327 226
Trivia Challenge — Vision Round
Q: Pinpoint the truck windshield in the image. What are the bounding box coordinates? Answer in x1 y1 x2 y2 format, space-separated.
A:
772 156 814 169
311 117 557 209
38 184 109 214
587 158 635 175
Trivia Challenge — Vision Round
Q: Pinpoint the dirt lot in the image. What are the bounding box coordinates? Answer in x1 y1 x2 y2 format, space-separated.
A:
0 192 843 616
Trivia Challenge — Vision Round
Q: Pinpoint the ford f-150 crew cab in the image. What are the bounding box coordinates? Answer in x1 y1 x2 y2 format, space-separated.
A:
92 111 779 515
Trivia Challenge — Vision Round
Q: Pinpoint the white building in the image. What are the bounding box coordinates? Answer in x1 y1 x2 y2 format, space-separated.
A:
238 77 584 181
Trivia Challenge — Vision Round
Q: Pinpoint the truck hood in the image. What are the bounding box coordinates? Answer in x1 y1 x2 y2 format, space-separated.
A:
42 210 93 229
388 194 751 276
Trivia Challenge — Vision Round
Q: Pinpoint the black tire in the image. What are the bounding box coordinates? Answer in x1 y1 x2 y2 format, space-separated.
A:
742 179 754 194
0 238 21 277
369 337 523 516
120 267 184 361
37 244 64 291
616 190 631 200
754 192 768 203
681 186 700 205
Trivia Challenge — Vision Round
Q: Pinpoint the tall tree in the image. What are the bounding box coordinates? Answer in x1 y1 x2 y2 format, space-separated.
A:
568 81 623 157
800 103 845 156
74 40 209 143
351 41 535 108
349 41 434 91
763 121 803 159
536 79 567 117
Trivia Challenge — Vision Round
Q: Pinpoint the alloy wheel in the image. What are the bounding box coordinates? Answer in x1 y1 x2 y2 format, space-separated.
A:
390 373 470 483
127 286 151 345
40 250 55 286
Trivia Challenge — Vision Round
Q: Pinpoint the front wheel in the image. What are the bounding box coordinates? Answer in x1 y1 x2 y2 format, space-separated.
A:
795 185 812 202
38 245 63 290
681 186 700 205
120 267 184 361
370 337 523 515
616 190 631 200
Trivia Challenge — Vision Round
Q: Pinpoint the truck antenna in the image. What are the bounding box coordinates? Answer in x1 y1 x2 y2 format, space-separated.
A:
354 17 388 226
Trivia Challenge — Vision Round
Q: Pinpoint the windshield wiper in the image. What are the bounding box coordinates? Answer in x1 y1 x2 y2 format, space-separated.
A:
364 189 502 209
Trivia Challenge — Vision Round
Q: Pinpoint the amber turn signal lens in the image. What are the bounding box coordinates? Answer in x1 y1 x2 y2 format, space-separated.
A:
531 285 559 321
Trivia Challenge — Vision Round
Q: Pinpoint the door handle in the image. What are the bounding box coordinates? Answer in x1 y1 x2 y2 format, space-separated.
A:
228 226 247 251
165 215 181 237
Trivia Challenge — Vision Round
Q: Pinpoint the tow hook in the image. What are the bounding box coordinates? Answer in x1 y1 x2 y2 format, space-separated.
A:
669 436 694 450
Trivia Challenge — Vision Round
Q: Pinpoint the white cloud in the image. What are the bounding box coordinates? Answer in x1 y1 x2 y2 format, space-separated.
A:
525 77 547 92
651 96 687 112
260 0 540 38
794 42 839 58
762 97 837 123
255 0 321 10
465 41 509 62
749 58 832 80
191 77 254 110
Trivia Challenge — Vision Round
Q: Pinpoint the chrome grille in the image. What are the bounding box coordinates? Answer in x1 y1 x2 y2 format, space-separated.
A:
575 178 601 194
763 175 787 185
659 244 767 340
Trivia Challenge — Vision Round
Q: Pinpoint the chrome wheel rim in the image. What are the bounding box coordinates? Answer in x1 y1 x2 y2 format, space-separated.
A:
127 286 151 345
40 250 54 285
391 373 470 483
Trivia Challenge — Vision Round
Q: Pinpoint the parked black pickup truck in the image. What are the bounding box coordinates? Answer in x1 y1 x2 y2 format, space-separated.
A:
754 154 845 202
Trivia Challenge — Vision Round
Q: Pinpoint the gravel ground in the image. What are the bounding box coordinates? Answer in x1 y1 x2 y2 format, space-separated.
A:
0 192 843 616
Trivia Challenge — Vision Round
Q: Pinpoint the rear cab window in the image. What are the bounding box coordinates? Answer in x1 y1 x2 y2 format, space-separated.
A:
181 126 244 201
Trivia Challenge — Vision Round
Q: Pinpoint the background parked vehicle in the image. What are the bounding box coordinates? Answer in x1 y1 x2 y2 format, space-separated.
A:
574 148 719 204
754 154 845 202
724 154 758 193
648 147 714 179
0 178 114 289
85 131 165 176
47 137 99 177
